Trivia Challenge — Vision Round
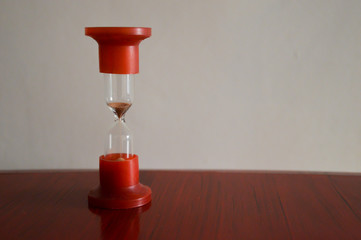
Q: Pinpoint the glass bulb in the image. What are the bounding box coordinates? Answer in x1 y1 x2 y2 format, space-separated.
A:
104 74 134 160
104 74 134 110
104 119 133 160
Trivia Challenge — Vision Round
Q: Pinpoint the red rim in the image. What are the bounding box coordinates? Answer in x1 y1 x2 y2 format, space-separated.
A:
85 27 151 37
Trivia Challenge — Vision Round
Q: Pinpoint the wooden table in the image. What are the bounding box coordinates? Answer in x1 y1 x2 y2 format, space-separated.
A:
0 171 360 239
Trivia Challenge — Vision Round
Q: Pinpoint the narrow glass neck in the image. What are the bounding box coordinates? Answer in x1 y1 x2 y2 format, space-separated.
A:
118 117 125 122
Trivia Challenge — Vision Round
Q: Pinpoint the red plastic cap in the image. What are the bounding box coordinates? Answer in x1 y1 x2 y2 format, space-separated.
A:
85 27 151 74
88 154 152 209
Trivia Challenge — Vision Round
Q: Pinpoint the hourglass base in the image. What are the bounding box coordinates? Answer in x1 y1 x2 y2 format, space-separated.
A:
88 154 152 209
88 183 152 209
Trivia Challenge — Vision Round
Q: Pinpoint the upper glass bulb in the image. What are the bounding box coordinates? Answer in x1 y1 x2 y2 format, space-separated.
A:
104 74 134 119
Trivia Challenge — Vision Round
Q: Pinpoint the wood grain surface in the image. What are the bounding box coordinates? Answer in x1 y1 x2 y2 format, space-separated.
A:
0 171 360 240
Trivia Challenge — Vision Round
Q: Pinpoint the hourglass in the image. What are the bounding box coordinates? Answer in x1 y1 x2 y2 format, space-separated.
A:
85 27 152 209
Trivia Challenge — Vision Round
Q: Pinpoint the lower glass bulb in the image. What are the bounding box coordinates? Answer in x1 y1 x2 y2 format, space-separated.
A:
104 119 133 160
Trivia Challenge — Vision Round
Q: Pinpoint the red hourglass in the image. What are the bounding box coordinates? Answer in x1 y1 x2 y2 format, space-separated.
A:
85 27 152 209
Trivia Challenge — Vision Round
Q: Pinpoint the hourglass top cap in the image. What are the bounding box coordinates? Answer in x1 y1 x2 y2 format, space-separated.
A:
85 27 151 74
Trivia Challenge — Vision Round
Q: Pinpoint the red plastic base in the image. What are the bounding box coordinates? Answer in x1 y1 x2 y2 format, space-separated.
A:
88 183 152 209
88 154 152 209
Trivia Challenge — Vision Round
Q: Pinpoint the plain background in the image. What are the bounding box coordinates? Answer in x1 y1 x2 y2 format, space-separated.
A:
0 0 360 171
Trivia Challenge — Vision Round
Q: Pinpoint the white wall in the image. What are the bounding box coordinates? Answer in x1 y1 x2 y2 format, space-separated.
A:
0 0 360 171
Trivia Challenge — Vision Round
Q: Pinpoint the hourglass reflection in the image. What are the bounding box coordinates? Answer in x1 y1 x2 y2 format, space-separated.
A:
104 74 134 159
85 27 152 209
